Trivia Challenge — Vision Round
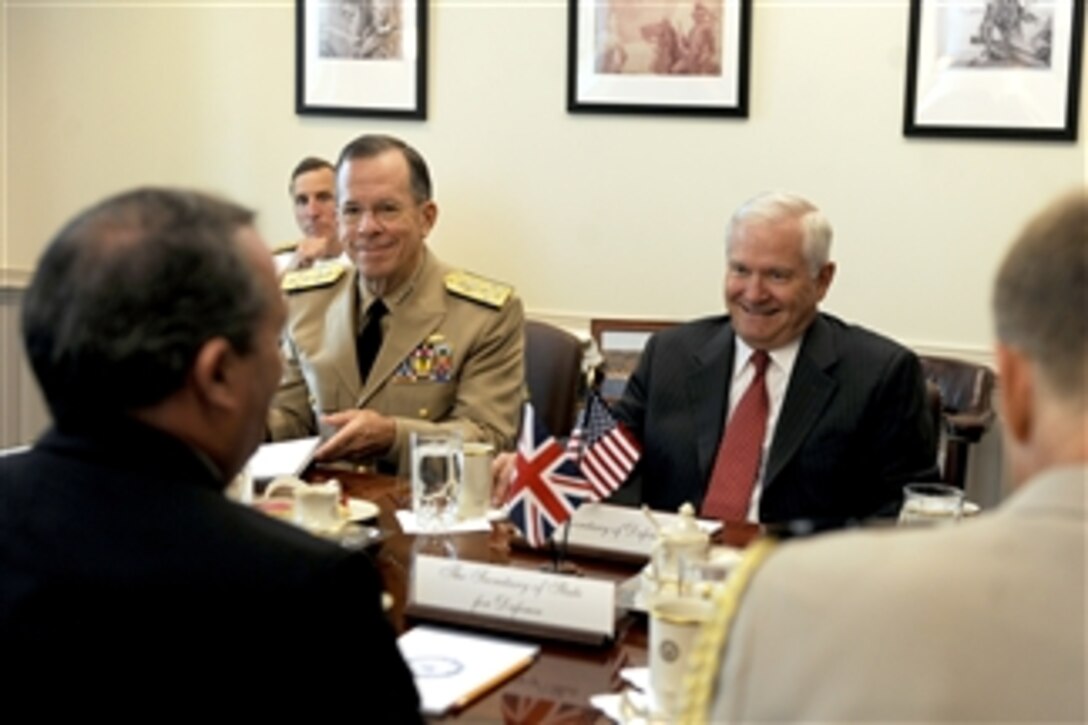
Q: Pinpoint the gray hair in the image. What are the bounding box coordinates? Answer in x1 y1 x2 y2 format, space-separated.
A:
21 187 265 426
993 189 1088 399
726 191 833 276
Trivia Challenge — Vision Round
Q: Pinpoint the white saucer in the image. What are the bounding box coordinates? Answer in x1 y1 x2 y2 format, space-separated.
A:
346 498 380 522
253 497 380 532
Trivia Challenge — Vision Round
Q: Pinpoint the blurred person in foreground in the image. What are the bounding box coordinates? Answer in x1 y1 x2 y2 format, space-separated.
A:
273 155 345 274
0 188 421 718
687 189 1087 722
268 134 524 474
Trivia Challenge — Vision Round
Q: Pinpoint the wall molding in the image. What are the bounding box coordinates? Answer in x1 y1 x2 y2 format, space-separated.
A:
1 285 50 447
1 268 33 290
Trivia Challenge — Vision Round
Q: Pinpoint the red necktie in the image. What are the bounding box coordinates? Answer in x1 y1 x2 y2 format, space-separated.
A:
701 350 770 521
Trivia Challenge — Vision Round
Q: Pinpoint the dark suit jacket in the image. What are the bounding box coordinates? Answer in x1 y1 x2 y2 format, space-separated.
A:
611 313 937 522
0 419 421 719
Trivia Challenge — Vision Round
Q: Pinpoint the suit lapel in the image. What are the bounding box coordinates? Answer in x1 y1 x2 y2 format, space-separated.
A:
764 315 838 486
357 254 446 407
689 323 735 484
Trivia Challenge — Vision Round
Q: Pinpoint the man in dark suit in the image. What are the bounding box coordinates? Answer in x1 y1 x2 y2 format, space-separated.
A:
613 192 936 523
0 188 420 718
691 191 1086 724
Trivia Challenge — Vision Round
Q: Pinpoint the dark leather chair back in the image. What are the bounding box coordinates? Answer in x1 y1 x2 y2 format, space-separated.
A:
524 320 583 437
924 379 942 463
589 318 679 404
919 355 997 489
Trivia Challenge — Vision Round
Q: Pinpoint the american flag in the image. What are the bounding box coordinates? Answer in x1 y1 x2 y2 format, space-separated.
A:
567 389 641 500
505 404 596 547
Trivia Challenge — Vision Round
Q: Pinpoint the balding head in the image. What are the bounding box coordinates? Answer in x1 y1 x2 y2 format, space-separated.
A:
991 189 1088 483
22 188 267 428
993 190 1088 404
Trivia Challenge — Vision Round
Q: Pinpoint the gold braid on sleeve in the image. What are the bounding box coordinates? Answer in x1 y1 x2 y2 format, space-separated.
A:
676 537 778 724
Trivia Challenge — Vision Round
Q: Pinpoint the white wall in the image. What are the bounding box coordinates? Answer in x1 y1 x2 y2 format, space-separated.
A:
0 289 49 448
3 0 1086 364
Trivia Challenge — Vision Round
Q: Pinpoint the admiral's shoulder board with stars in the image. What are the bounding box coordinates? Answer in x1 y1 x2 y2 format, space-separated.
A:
281 264 346 293
444 270 513 309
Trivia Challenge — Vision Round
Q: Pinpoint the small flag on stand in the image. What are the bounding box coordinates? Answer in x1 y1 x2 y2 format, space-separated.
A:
504 404 596 548
568 390 641 500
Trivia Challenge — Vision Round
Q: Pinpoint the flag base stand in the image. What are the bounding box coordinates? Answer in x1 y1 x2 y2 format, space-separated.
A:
538 560 583 577
541 522 582 575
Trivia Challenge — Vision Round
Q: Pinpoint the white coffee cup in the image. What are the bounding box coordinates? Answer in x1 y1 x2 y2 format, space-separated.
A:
649 596 714 717
265 477 343 532
295 481 342 531
459 441 494 520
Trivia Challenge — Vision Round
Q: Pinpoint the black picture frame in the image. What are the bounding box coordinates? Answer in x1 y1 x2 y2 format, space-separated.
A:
567 0 752 117
296 0 427 120
903 0 1084 141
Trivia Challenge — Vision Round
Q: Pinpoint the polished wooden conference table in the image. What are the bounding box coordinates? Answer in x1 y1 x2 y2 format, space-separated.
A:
306 465 760 723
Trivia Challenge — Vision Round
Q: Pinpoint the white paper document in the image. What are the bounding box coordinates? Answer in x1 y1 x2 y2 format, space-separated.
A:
589 667 653 722
397 625 539 715
245 437 319 481
394 510 492 534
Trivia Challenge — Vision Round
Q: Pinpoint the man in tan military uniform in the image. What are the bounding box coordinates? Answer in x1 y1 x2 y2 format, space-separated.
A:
268 135 524 475
272 156 346 275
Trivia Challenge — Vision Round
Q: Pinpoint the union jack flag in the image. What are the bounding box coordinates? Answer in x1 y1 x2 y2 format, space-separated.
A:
504 404 595 548
568 390 641 499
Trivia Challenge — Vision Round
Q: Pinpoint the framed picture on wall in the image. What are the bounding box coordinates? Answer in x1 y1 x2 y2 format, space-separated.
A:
903 0 1084 140
567 0 752 117
296 0 427 119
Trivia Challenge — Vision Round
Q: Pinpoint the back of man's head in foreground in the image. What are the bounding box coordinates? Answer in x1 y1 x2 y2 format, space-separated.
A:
21 188 272 473
992 189 1088 484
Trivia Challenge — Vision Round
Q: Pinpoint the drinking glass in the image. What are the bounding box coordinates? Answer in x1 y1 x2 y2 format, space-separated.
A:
898 482 965 527
459 441 494 520
410 431 464 532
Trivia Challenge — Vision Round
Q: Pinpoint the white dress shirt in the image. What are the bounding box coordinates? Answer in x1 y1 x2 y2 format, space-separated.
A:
727 337 801 522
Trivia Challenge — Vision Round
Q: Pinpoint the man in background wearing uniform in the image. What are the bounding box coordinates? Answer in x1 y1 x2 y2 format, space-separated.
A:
273 156 345 274
1 188 421 718
692 189 1086 722
268 134 525 475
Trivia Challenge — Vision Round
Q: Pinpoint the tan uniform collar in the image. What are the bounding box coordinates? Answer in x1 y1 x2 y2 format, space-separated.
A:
357 248 431 316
